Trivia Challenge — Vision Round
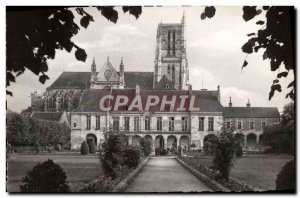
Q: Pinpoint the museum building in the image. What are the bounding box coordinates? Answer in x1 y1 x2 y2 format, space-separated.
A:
28 14 280 153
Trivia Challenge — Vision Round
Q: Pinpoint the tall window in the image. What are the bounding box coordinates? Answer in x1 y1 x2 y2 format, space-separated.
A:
182 117 188 131
250 121 254 130
208 117 214 131
145 117 151 131
95 115 100 130
113 117 119 131
157 117 162 131
198 117 204 131
124 117 130 131
226 122 231 129
237 121 242 130
169 117 174 132
134 117 140 131
262 121 266 130
86 115 91 130
172 30 175 55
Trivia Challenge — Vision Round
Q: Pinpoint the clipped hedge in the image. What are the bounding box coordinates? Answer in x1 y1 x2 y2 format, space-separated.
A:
81 141 89 155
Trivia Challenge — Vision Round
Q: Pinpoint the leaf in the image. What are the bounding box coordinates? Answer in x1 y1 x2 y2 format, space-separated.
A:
204 6 216 18
287 81 294 88
200 12 206 20
39 74 49 84
273 79 279 84
256 20 265 25
242 60 248 68
98 6 118 23
241 41 254 54
286 89 294 100
75 48 87 62
256 9 262 15
123 6 142 19
6 90 12 96
277 72 288 78
80 16 90 29
269 84 282 100
247 33 256 37
7 72 15 83
242 6 257 21
61 39 74 52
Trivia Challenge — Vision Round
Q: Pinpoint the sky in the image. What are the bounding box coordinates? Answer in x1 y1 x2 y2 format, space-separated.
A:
6 6 294 113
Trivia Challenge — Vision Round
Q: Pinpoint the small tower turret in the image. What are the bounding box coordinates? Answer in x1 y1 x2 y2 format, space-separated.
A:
91 57 96 81
119 57 125 89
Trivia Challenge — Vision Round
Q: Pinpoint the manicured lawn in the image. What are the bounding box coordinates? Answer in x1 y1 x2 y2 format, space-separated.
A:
195 154 294 190
7 153 104 192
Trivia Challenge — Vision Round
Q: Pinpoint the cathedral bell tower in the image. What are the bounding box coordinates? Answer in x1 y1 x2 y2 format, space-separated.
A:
154 13 190 90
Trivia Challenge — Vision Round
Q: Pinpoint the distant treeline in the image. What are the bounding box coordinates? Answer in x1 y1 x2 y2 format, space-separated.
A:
6 113 70 148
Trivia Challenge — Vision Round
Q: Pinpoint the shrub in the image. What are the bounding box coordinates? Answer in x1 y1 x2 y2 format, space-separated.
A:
81 140 89 155
123 146 141 168
177 146 182 156
100 133 128 178
20 159 70 192
89 141 97 154
80 176 114 192
55 144 61 152
235 145 243 157
212 129 236 180
140 138 152 156
276 160 295 191
203 142 215 156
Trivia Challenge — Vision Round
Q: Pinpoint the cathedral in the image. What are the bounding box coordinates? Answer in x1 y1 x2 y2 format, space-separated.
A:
28 14 280 154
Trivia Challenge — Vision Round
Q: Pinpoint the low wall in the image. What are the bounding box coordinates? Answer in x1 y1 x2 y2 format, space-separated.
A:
112 156 150 192
176 157 230 192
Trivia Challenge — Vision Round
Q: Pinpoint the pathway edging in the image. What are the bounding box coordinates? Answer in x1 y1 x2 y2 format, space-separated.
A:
112 156 150 192
175 157 230 192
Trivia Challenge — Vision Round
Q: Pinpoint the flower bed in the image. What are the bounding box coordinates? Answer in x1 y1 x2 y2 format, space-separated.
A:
80 157 150 192
178 156 260 192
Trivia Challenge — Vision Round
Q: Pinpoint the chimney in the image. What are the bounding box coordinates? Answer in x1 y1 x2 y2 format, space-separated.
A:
135 84 140 95
247 99 251 107
229 96 232 107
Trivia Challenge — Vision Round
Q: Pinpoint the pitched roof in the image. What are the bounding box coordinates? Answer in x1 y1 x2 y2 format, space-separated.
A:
31 112 63 121
223 107 280 118
123 72 153 89
155 75 175 90
47 71 154 90
73 89 222 113
47 72 90 90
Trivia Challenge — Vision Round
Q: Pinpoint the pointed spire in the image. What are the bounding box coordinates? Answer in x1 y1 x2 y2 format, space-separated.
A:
92 57 96 65
119 57 124 76
120 57 124 66
91 57 96 81
229 96 232 107
181 11 185 24
107 56 109 62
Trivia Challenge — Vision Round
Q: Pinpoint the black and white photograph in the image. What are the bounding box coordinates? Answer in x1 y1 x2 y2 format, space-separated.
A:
5 4 295 193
